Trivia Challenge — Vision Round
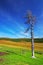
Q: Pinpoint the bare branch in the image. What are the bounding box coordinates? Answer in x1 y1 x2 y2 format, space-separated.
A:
32 16 36 22
24 27 30 33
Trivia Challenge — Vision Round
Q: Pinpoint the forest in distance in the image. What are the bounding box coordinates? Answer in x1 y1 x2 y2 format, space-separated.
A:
0 38 43 43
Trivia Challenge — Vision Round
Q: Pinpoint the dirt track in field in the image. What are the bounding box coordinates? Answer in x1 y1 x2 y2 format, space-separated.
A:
0 40 43 51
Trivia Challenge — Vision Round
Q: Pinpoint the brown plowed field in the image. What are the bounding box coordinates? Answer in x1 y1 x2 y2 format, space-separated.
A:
0 40 43 51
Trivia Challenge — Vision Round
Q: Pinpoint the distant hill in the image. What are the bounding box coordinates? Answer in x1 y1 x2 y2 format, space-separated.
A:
0 38 43 43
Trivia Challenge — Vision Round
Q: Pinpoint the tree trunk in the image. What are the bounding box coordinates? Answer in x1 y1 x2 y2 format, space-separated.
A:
31 24 35 58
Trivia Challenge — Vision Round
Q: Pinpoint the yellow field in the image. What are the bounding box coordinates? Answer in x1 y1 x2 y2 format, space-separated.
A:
0 40 43 51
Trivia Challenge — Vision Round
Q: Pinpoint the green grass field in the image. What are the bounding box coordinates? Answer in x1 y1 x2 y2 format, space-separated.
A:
0 46 43 65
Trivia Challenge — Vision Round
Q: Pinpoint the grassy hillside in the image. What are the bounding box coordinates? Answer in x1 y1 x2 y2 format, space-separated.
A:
0 38 43 43
0 46 43 65
0 38 43 65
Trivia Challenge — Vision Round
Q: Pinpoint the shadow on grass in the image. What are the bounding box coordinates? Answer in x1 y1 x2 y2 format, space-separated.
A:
6 50 28 58
35 51 43 55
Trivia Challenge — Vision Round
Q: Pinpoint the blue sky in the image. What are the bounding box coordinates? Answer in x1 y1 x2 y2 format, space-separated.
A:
0 0 43 38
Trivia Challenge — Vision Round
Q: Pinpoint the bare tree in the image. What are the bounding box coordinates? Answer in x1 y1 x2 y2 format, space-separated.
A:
25 10 36 58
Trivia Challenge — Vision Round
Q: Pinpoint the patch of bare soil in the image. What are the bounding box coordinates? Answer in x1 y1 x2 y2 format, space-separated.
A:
0 58 4 62
0 52 8 56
